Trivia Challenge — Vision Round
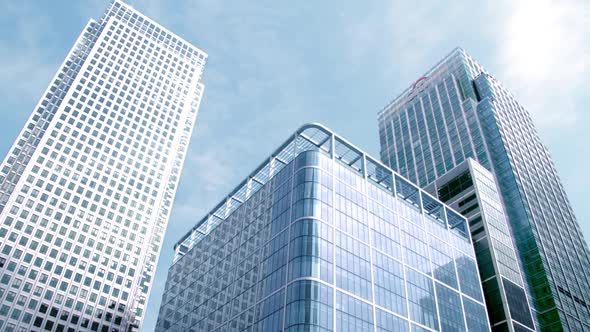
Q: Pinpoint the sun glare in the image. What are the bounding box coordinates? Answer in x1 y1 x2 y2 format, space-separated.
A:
504 0 583 83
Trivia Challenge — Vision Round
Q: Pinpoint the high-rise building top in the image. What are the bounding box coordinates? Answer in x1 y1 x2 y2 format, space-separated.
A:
158 123 490 332
0 1 206 331
378 48 488 188
378 47 590 330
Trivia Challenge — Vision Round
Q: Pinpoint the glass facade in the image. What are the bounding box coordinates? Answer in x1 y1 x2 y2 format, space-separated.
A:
156 124 490 332
378 48 590 330
427 159 535 331
0 1 207 331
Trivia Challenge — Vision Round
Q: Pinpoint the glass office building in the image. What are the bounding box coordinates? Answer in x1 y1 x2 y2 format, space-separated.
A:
156 124 490 332
0 1 207 331
426 159 535 331
378 48 590 330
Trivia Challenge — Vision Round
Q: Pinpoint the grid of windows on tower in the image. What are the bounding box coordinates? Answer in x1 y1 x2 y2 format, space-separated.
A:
0 1 207 331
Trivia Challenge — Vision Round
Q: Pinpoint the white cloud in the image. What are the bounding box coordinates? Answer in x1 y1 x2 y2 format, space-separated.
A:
495 0 589 129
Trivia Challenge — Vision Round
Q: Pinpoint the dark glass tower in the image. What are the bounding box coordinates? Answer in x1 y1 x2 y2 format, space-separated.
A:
378 48 590 330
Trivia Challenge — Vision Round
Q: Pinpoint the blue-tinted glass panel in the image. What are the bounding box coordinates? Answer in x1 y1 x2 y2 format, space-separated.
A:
288 219 333 283
436 283 466 332
373 250 407 316
285 280 333 331
376 308 409 332
336 291 374 332
455 252 483 302
335 232 372 300
463 296 490 331
405 267 438 330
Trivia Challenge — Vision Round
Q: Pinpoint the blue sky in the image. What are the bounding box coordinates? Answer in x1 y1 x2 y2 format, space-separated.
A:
0 0 588 330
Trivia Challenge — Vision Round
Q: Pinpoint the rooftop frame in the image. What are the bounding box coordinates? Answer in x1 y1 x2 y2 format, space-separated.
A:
173 123 469 262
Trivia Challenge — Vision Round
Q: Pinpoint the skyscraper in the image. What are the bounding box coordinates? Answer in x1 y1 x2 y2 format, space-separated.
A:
426 159 535 331
156 123 490 332
378 48 590 330
0 1 207 331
